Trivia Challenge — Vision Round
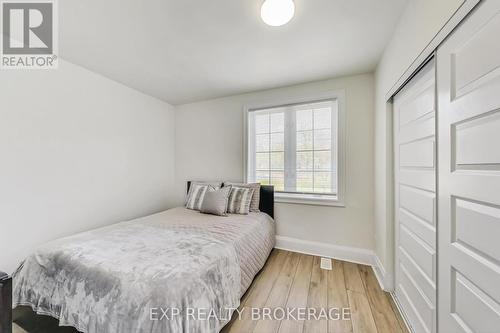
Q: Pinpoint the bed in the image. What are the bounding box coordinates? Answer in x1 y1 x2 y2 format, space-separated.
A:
12 183 275 333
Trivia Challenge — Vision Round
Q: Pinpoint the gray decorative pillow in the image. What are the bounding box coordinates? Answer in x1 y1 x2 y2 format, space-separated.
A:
200 186 232 216
227 187 255 215
224 182 261 212
186 182 220 211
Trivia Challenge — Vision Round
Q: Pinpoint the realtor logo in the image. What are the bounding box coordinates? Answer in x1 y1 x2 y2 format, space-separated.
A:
1 0 58 69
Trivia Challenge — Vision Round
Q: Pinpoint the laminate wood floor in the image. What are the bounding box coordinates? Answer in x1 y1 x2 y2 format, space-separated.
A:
13 249 408 333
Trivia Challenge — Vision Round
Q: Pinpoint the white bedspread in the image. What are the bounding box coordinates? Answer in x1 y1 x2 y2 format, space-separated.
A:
12 207 275 333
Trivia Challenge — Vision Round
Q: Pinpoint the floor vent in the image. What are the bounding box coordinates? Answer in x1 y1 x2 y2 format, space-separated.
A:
320 257 333 270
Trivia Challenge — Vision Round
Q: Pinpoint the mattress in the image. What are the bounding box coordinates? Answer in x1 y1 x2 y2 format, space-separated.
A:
12 207 275 333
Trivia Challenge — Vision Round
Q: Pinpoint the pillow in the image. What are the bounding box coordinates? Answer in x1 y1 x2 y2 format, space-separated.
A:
223 182 261 212
200 186 232 216
186 182 221 211
227 187 255 215
187 181 222 193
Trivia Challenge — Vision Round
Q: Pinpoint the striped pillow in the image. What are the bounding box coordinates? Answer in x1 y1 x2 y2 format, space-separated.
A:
186 183 218 211
227 187 255 215
223 182 261 212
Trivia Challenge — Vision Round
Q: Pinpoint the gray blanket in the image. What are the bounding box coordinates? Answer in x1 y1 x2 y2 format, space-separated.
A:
12 207 275 333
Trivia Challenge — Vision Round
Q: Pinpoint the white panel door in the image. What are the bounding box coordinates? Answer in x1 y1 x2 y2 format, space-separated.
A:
394 59 436 333
437 0 500 332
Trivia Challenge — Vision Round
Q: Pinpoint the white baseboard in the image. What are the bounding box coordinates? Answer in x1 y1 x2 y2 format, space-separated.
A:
372 255 394 292
275 235 375 266
390 292 415 333
274 236 395 292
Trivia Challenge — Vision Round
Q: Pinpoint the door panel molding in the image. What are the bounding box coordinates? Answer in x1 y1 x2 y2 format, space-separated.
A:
437 1 500 331
394 59 436 333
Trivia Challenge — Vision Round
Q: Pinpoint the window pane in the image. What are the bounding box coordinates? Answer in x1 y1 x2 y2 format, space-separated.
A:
271 171 284 191
314 129 331 150
270 113 284 132
256 171 270 185
297 151 313 170
296 109 313 131
314 108 331 129
271 133 284 151
296 171 313 192
250 100 338 196
296 130 313 150
256 134 270 152
270 152 284 170
255 114 269 134
314 151 331 171
331 171 338 193
314 172 332 193
256 153 269 170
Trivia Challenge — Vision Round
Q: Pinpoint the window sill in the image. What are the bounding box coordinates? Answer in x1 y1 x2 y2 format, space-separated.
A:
275 192 345 207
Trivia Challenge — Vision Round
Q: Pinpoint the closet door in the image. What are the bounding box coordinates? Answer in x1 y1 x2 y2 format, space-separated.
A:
394 59 436 333
437 0 500 332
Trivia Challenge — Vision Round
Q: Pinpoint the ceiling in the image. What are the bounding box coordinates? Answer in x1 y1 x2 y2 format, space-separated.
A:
60 0 407 105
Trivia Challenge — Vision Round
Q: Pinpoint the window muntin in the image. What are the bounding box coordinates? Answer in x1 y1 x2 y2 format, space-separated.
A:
253 110 286 191
247 100 338 197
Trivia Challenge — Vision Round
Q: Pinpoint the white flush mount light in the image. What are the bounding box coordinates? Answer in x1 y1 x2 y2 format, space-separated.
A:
261 0 295 27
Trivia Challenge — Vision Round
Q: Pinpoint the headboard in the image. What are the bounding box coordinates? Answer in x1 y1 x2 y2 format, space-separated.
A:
186 181 274 219
0 271 12 333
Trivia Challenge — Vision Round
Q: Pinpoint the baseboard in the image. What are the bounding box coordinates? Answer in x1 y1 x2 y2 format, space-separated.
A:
275 235 375 266
275 236 397 292
389 291 415 333
372 255 394 292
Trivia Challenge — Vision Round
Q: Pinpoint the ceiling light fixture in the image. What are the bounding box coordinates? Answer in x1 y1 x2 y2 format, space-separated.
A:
261 0 295 27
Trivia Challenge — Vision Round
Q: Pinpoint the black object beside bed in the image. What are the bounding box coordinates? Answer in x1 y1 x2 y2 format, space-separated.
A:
0 271 12 333
186 181 274 219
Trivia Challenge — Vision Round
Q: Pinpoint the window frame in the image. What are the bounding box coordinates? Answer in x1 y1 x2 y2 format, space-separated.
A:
243 90 346 207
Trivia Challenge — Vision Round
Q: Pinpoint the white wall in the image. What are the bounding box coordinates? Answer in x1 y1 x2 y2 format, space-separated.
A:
175 74 375 252
374 0 465 279
0 0 465 276
0 60 176 273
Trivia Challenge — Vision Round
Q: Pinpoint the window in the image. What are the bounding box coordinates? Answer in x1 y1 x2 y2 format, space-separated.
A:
246 93 345 206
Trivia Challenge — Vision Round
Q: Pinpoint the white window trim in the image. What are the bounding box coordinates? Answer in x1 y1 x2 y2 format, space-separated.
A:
243 90 346 207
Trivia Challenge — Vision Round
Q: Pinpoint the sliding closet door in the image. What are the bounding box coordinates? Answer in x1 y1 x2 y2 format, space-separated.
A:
394 59 436 333
437 0 500 332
